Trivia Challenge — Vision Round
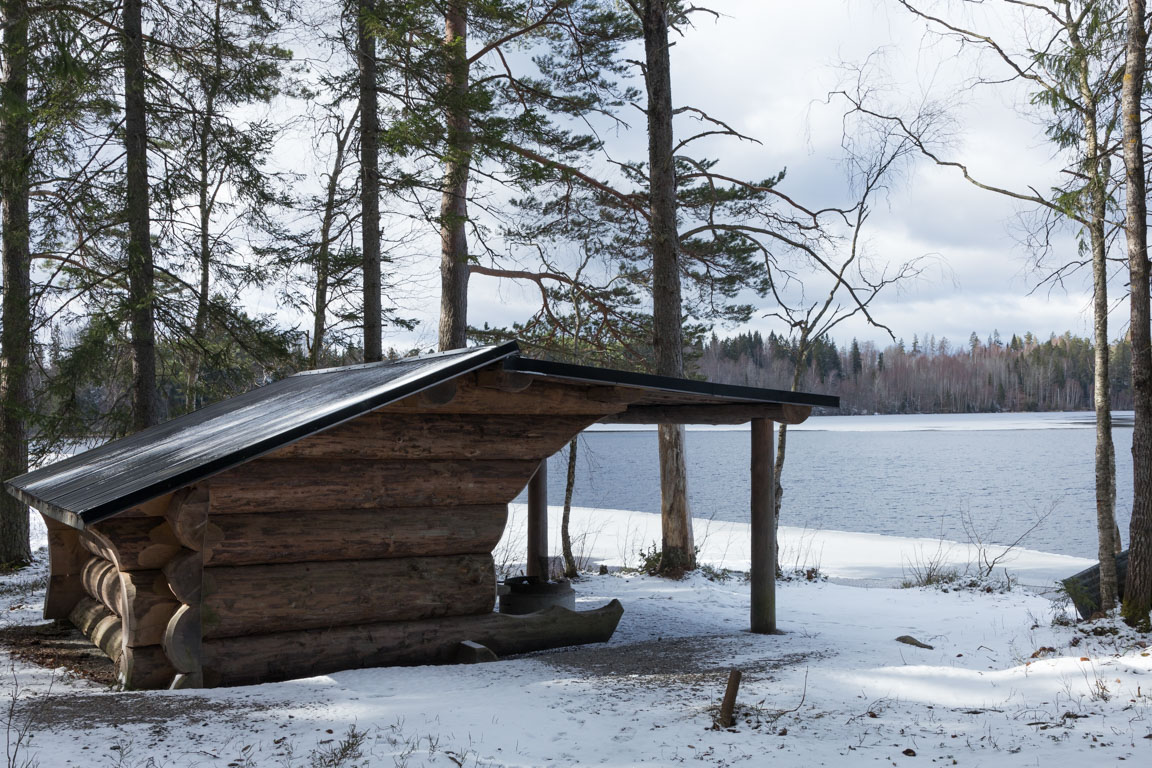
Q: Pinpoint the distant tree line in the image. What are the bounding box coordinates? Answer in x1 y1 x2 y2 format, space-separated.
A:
699 329 1136 415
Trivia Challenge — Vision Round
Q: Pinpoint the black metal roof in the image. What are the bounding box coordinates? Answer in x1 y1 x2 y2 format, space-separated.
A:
6 343 519 527
5 341 838 528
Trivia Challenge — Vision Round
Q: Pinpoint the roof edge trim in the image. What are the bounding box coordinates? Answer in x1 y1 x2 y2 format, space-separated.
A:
504 357 840 409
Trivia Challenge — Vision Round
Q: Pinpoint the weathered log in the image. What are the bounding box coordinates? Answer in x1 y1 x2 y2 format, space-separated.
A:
81 557 121 614
193 554 496 640
163 550 204 682
41 514 88 620
68 597 124 662
267 414 599 462
171 505 508 566
474 368 533 393
113 493 174 519
164 485 210 552
120 570 179 648
163 603 201 674
80 558 177 646
419 379 457 405
81 517 183 571
456 640 497 663
118 645 176 690
69 595 109 637
382 378 627 416
163 550 203 607
209 459 540 513
199 600 623 687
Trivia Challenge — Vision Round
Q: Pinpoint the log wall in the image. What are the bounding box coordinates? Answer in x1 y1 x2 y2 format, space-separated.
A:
72 548 178 687
58 371 618 688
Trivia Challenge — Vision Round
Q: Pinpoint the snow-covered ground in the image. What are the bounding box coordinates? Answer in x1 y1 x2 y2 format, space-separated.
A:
2 507 1149 767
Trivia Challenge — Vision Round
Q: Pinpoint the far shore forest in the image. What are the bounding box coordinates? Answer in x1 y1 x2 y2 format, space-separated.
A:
702 329 1135 415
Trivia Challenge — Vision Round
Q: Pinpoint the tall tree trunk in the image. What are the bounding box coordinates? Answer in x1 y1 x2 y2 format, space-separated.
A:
1077 57 1120 608
0 0 32 565
186 0 221 413
642 0 693 574
1121 0 1152 629
438 1 470 351
123 0 158 430
561 437 578 578
359 0 382 362
1091 217 1120 606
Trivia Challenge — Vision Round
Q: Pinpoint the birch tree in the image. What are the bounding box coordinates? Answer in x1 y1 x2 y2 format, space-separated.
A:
854 0 1127 607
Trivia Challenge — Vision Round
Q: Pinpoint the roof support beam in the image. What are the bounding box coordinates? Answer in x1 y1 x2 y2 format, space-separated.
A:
526 459 548 579
598 403 811 426
750 417 777 634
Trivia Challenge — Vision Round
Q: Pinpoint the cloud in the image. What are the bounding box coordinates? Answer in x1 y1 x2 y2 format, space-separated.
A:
320 0 1110 356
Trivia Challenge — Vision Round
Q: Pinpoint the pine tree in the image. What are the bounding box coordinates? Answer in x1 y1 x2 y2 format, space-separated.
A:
0 0 32 565
148 0 294 412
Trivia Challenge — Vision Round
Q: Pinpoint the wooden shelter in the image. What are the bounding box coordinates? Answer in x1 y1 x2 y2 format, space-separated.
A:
5 342 837 689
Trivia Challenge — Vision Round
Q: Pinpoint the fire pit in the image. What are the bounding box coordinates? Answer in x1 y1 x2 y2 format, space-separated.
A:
499 576 576 615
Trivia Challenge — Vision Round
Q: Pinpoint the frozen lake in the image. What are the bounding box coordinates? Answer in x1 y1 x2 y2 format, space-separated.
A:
516 411 1136 560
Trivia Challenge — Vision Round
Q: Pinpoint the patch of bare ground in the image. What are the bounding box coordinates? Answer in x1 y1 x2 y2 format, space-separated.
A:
18 689 279 732
534 633 826 688
0 620 116 687
0 621 281 732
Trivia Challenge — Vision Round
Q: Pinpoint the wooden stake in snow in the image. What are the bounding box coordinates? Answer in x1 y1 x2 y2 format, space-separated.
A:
718 669 742 727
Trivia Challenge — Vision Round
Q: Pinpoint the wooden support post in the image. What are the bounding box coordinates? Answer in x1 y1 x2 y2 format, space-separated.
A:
527 459 548 579
750 418 776 633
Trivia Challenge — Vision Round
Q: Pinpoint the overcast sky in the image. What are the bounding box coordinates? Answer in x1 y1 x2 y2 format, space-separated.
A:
258 0 1114 354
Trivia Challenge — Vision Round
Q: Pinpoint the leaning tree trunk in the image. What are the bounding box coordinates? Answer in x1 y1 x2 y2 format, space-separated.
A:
309 115 355 368
1121 0 1152 629
438 0 470 351
359 0 382 362
561 437 578 578
0 0 32 565
123 0 158 430
643 0 693 574
1078 65 1120 608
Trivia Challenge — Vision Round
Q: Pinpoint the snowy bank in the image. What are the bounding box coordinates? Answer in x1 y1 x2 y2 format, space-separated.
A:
501 504 1094 588
0 507 1147 767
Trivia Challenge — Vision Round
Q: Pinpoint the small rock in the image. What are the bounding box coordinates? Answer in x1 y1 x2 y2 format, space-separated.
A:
902 748 916 757
895 635 933 650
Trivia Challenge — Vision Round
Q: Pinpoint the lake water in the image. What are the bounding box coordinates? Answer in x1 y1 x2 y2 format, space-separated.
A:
515 411 1136 560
